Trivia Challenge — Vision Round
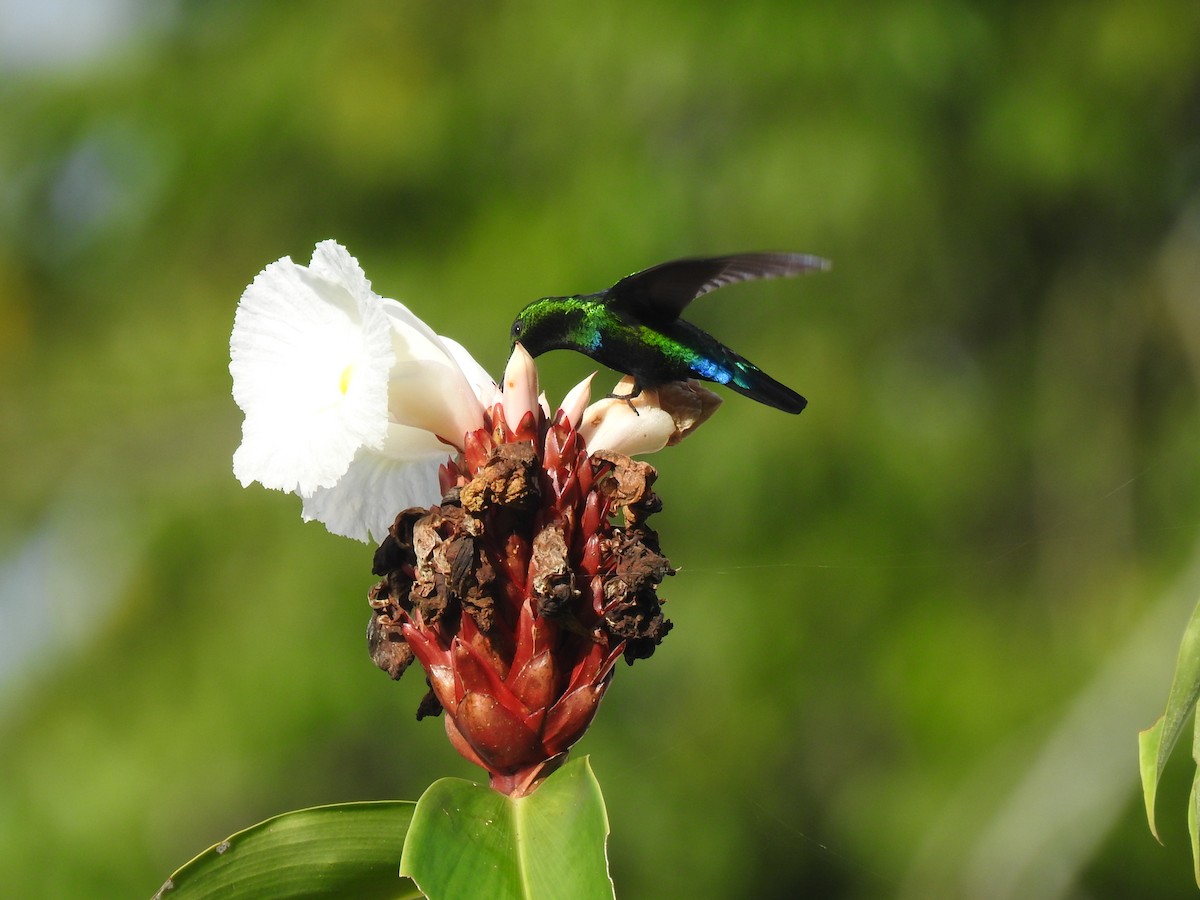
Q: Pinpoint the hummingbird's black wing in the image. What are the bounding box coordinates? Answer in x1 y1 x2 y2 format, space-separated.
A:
605 253 829 326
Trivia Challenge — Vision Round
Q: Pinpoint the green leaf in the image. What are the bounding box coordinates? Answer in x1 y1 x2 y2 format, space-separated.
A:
155 801 420 899
399 756 613 900
1191 711 1200 885
1139 595 1200 846
1140 717 1168 841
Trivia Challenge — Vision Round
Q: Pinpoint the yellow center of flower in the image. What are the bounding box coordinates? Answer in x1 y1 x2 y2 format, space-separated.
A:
339 363 354 395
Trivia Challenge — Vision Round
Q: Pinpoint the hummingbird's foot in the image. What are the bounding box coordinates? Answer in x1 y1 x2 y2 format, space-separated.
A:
605 382 643 415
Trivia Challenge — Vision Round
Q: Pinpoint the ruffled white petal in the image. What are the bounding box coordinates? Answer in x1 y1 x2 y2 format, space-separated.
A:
301 422 450 542
231 243 393 495
307 238 376 306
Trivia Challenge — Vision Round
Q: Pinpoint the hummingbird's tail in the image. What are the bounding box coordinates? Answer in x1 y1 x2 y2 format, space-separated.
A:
727 359 808 414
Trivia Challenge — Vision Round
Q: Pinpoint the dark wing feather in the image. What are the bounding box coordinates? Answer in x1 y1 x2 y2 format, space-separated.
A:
605 252 829 324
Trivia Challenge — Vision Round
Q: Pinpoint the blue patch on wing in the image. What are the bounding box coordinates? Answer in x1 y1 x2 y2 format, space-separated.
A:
691 358 730 383
586 331 603 351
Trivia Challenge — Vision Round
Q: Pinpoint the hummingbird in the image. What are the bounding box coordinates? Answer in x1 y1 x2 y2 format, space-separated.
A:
509 253 829 413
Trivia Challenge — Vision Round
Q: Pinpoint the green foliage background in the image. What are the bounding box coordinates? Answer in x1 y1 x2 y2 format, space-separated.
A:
1 1 1199 896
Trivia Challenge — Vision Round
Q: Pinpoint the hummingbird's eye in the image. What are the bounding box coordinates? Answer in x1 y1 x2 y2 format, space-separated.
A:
510 320 523 341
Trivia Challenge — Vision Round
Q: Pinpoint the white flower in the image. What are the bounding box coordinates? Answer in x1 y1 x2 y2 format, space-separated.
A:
231 241 494 542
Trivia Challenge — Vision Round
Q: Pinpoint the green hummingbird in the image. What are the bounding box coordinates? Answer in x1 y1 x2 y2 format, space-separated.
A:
509 253 829 413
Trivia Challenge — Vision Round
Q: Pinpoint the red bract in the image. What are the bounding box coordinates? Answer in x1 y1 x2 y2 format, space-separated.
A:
368 400 672 796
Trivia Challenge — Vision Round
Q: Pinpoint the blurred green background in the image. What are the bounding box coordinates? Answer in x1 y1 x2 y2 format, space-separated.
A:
2 1 1199 896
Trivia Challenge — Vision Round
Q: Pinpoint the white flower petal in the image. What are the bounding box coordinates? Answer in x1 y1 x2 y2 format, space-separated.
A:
380 297 459 363
307 239 376 305
579 379 676 456
231 243 393 495
387 357 482 443
579 377 722 454
381 302 486 446
301 423 452 542
442 337 500 407
579 406 676 456
558 373 595 428
502 343 540 431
